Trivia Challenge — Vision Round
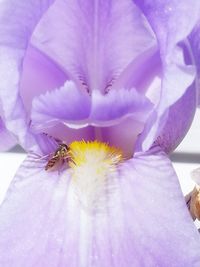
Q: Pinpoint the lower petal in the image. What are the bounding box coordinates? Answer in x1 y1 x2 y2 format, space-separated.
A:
0 148 199 266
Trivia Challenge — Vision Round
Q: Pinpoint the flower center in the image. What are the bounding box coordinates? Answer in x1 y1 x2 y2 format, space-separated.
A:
68 140 123 212
69 140 123 167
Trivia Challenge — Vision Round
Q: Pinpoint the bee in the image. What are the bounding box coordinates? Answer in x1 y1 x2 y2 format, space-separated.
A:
45 143 71 171
31 133 72 171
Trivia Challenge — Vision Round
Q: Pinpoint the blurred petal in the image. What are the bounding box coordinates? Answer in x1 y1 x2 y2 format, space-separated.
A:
134 0 200 151
0 117 16 151
32 0 155 92
0 0 55 150
189 22 200 107
0 101 16 151
192 168 200 185
0 148 199 266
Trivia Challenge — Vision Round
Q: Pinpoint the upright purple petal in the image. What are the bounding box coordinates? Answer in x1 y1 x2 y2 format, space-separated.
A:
111 47 161 95
0 147 199 266
20 45 67 114
31 0 156 93
134 0 200 151
0 0 55 150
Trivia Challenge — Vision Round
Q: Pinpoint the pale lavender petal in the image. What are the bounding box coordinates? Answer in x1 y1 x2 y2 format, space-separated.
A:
99 117 145 158
112 47 161 95
31 0 155 92
134 1 200 51
134 0 200 151
0 101 16 151
20 45 67 114
0 148 199 266
0 0 55 150
31 81 90 131
0 155 79 267
153 82 196 153
0 117 16 151
31 84 153 131
90 89 153 126
189 23 200 106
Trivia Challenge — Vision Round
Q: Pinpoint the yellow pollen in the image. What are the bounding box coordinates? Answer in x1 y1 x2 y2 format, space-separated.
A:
69 140 123 167
68 140 123 212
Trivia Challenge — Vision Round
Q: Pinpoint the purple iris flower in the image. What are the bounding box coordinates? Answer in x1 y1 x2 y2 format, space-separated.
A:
0 0 200 266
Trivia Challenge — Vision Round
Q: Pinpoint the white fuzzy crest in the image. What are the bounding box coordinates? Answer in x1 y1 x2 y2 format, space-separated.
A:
69 141 122 214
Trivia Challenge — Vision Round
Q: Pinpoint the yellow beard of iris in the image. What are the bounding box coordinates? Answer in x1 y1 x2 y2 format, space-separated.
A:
68 141 123 213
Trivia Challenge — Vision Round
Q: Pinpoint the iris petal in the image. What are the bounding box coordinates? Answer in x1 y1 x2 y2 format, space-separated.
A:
134 0 200 151
0 147 199 266
31 0 156 92
189 23 200 107
0 0 55 150
154 83 197 153
0 117 16 151
90 89 152 124
20 45 67 114
0 101 16 151
111 47 161 96
31 82 153 131
31 81 91 131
